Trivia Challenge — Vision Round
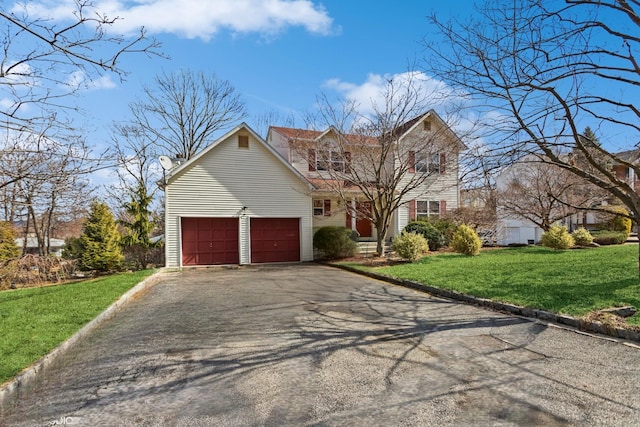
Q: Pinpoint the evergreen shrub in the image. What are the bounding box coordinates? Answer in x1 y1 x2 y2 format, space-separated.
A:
451 224 482 256
392 232 429 262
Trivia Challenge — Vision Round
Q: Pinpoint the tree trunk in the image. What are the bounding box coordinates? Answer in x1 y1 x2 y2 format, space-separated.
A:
376 221 388 257
376 237 385 257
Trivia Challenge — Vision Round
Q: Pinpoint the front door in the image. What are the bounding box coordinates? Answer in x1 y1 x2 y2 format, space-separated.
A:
346 201 373 238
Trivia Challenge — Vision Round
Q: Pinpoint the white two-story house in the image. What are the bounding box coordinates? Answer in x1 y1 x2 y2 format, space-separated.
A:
267 110 466 243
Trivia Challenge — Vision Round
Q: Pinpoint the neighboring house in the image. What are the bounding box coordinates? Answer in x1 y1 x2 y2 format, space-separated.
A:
15 237 66 257
494 159 564 245
162 123 314 267
611 149 640 193
267 110 466 242
493 151 637 245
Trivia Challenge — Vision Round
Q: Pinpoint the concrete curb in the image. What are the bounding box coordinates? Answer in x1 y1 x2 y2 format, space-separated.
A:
0 269 168 415
328 263 640 343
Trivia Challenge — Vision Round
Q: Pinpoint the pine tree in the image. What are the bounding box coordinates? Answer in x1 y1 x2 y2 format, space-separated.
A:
0 221 20 260
120 183 158 270
579 127 601 149
77 201 123 272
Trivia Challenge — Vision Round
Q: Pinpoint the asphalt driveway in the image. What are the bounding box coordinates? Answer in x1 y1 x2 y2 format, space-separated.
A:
2 264 640 426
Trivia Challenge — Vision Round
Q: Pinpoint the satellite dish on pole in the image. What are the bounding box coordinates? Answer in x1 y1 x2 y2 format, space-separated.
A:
159 156 174 170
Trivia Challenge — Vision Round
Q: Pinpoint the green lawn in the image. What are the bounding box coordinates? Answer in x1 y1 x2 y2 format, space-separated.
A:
0 270 156 385
365 245 640 324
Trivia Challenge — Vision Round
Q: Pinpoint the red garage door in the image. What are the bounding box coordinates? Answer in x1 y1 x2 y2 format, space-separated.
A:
181 217 239 266
250 218 300 263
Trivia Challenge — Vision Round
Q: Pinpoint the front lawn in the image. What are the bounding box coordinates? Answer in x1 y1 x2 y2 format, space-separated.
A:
361 245 640 325
0 270 156 385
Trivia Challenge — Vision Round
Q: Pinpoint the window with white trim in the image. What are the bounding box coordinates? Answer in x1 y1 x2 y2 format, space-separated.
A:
316 150 345 172
313 199 331 216
417 200 440 219
415 153 440 174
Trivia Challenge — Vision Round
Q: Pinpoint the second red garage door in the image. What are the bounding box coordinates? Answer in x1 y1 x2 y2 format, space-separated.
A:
250 218 300 263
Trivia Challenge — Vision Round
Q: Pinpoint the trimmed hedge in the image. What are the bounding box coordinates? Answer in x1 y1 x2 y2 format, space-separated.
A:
591 230 628 246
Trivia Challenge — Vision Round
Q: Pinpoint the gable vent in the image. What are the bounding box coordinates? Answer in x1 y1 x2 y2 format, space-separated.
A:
238 135 249 148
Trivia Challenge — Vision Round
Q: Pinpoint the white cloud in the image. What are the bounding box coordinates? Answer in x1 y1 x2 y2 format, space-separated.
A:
13 0 335 40
324 71 463 118
0 98 15 110
65 71 117 91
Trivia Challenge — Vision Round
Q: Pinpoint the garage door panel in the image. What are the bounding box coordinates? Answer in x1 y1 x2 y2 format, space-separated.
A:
250 218 300 263
182 217 239 266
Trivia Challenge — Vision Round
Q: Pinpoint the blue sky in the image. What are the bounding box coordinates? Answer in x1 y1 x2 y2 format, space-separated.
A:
8 0 637 191
9 0 474 147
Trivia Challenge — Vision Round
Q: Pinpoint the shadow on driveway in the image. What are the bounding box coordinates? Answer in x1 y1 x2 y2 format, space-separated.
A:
2 264 639 426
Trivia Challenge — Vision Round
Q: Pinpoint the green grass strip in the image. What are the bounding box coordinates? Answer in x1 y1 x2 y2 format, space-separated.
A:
0 269 155 385
373 245 640 324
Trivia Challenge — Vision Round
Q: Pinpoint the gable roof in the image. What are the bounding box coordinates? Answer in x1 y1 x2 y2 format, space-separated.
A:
393 110 467 150
615 148 640 164
270 110 467 151
269 126 378 146
165 122 314 190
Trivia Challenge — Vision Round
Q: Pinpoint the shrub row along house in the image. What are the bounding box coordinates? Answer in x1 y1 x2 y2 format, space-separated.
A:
162 111 466 267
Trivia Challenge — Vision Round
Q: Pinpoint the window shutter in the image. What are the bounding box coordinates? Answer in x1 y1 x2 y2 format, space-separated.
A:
308 149 316 172
409 199 416 221
408 151 416 173
324 199 331 216
344 151 351 174
440 153 447 174
440 200 447 217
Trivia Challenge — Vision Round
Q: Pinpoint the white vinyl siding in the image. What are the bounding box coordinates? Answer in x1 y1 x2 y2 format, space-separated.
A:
392 118 462 237
165 129 313 267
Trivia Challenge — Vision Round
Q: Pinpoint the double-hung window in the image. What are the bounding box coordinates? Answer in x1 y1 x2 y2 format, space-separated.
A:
415 153 440 173
316 150 346 172
313 199 331 216
417 200 440 219
412 152 443 174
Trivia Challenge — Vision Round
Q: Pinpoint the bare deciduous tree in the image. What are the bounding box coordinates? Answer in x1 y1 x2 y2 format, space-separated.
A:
108 123 163 269
425 0 640 269
0 135 94 255
251 109 297 139
496 157 604 232
302 74 465 256
108 124 160 206
128 69 246 160
0 1 161 255
1 1 160 135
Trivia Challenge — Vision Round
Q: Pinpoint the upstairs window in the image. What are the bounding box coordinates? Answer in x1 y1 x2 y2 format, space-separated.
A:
415 153 443 174
315 150 350 173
